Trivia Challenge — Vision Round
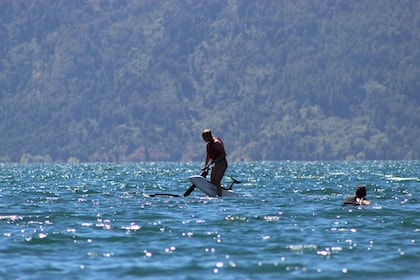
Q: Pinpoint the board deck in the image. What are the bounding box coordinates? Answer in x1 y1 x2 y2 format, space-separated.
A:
188 175 237 197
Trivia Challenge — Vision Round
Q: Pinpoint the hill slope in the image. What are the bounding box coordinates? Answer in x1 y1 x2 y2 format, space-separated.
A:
0 0 419 162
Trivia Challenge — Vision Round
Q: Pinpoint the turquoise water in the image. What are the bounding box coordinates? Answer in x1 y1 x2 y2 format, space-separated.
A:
0 161 418 280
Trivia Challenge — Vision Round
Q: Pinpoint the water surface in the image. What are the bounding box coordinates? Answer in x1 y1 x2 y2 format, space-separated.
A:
0 161 418 279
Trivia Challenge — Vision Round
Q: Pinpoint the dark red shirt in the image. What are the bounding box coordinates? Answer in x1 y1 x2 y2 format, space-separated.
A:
207 137 224 160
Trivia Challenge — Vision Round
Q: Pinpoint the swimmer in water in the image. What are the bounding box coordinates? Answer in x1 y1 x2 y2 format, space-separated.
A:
343 185 371 206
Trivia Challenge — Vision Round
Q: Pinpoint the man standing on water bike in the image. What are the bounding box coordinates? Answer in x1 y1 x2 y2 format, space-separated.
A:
201 129 227 197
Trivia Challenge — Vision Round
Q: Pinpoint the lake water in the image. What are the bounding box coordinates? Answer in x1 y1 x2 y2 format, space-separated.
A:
0 161 418 279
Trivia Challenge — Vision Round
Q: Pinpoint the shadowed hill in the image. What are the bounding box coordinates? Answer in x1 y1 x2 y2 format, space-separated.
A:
0 0 419 162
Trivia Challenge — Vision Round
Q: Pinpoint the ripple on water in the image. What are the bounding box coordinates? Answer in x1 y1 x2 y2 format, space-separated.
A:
0 162 418 279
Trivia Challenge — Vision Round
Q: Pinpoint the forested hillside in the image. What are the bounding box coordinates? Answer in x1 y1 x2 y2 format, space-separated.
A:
0 0 419 162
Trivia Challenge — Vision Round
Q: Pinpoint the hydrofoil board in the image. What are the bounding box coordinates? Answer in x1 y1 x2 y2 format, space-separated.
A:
188 175 237 197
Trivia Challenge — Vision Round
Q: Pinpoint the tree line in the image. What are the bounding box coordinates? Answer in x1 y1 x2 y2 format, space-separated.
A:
0 0 418 163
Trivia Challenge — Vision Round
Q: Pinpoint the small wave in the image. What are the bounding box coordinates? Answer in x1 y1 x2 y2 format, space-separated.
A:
0 215 24 221
384 175 419 182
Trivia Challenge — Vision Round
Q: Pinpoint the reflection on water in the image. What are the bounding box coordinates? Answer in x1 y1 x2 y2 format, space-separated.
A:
0 161 418 279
